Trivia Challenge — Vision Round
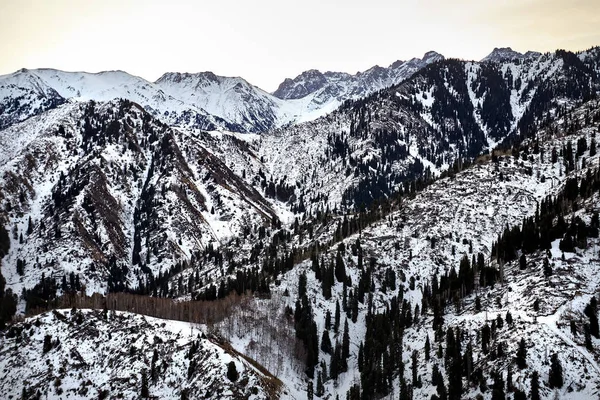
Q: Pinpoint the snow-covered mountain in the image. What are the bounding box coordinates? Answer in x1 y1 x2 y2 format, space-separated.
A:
0 99 277 297
273 51 444 100
2 48 599 296
481 47 542 63
272 51 445 115
0 68 235 132
155 71 287 133
0 69 65 130
0 52 444 135
1 46 600 400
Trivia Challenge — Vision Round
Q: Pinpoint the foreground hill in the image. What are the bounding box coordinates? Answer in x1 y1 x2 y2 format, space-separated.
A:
0 309 279 399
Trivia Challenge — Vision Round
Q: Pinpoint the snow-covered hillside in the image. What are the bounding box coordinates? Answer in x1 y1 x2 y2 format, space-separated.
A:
0 309 278 399
0 69 65 130
0 100 276 297
216 99 600 399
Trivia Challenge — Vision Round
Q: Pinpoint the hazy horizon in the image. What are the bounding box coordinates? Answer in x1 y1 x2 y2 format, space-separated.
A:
1 0 599 92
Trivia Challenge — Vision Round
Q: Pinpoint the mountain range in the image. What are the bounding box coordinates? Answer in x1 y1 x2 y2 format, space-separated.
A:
0 50 444 134
1 46 600 399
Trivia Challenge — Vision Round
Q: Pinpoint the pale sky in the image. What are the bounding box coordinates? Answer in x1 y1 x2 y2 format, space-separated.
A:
1 0 599 92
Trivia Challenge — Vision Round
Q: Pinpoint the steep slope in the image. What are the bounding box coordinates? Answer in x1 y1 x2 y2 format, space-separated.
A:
155 72 287 133
0 309 279 399
1 46 600 400
0 100 276 297
272 51 445 121
0 69 65 130
210 99 600 399
225 49 598 217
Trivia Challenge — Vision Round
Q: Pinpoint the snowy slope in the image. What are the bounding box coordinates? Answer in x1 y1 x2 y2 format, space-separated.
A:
0 309 278 399
1 46 600 400
155 72 286 133
0 100 277 296
0 69 65 130
226 99 600 399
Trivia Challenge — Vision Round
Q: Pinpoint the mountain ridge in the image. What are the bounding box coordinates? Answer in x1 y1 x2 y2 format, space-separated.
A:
0 50 449 134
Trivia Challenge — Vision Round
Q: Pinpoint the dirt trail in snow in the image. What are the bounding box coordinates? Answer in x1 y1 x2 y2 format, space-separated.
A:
538 303 600 376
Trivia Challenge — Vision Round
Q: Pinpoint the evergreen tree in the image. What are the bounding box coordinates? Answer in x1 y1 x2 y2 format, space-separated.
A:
141 369 149 398
227 361 239 382
530 370 540 400
316 370 325 397
519 253 527 270
307 381 314 400
482 323 491 354
412 350 421 388
506 366 513 392
432 363 442 386
298 272 307 299
463 340 473 380
436 379 448 400
321 330 332 354
516 338 527 369
151 349 158 381
446 329 462 400
505 310 513 325
585 323 593 350
335 245 347 283
548 353 563 389
342 319 350 368
513 389 526 400
43 335 52 353
334 301 340 333
357 341 364 372
399 378 410 400
26 216 33 235
584 296 599 338
491 371 505 400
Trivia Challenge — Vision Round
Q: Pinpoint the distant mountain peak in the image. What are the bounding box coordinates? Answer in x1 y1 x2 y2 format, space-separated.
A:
272 69 328 100
156 71 223 85
272 51 444 101
481 47 541 63
422 50 444 63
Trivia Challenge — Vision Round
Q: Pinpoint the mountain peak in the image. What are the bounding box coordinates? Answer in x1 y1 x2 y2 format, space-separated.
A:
422 50 444 63
156 71 221 85
480 47 540 63
481 47 522 62
272 69 328 100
